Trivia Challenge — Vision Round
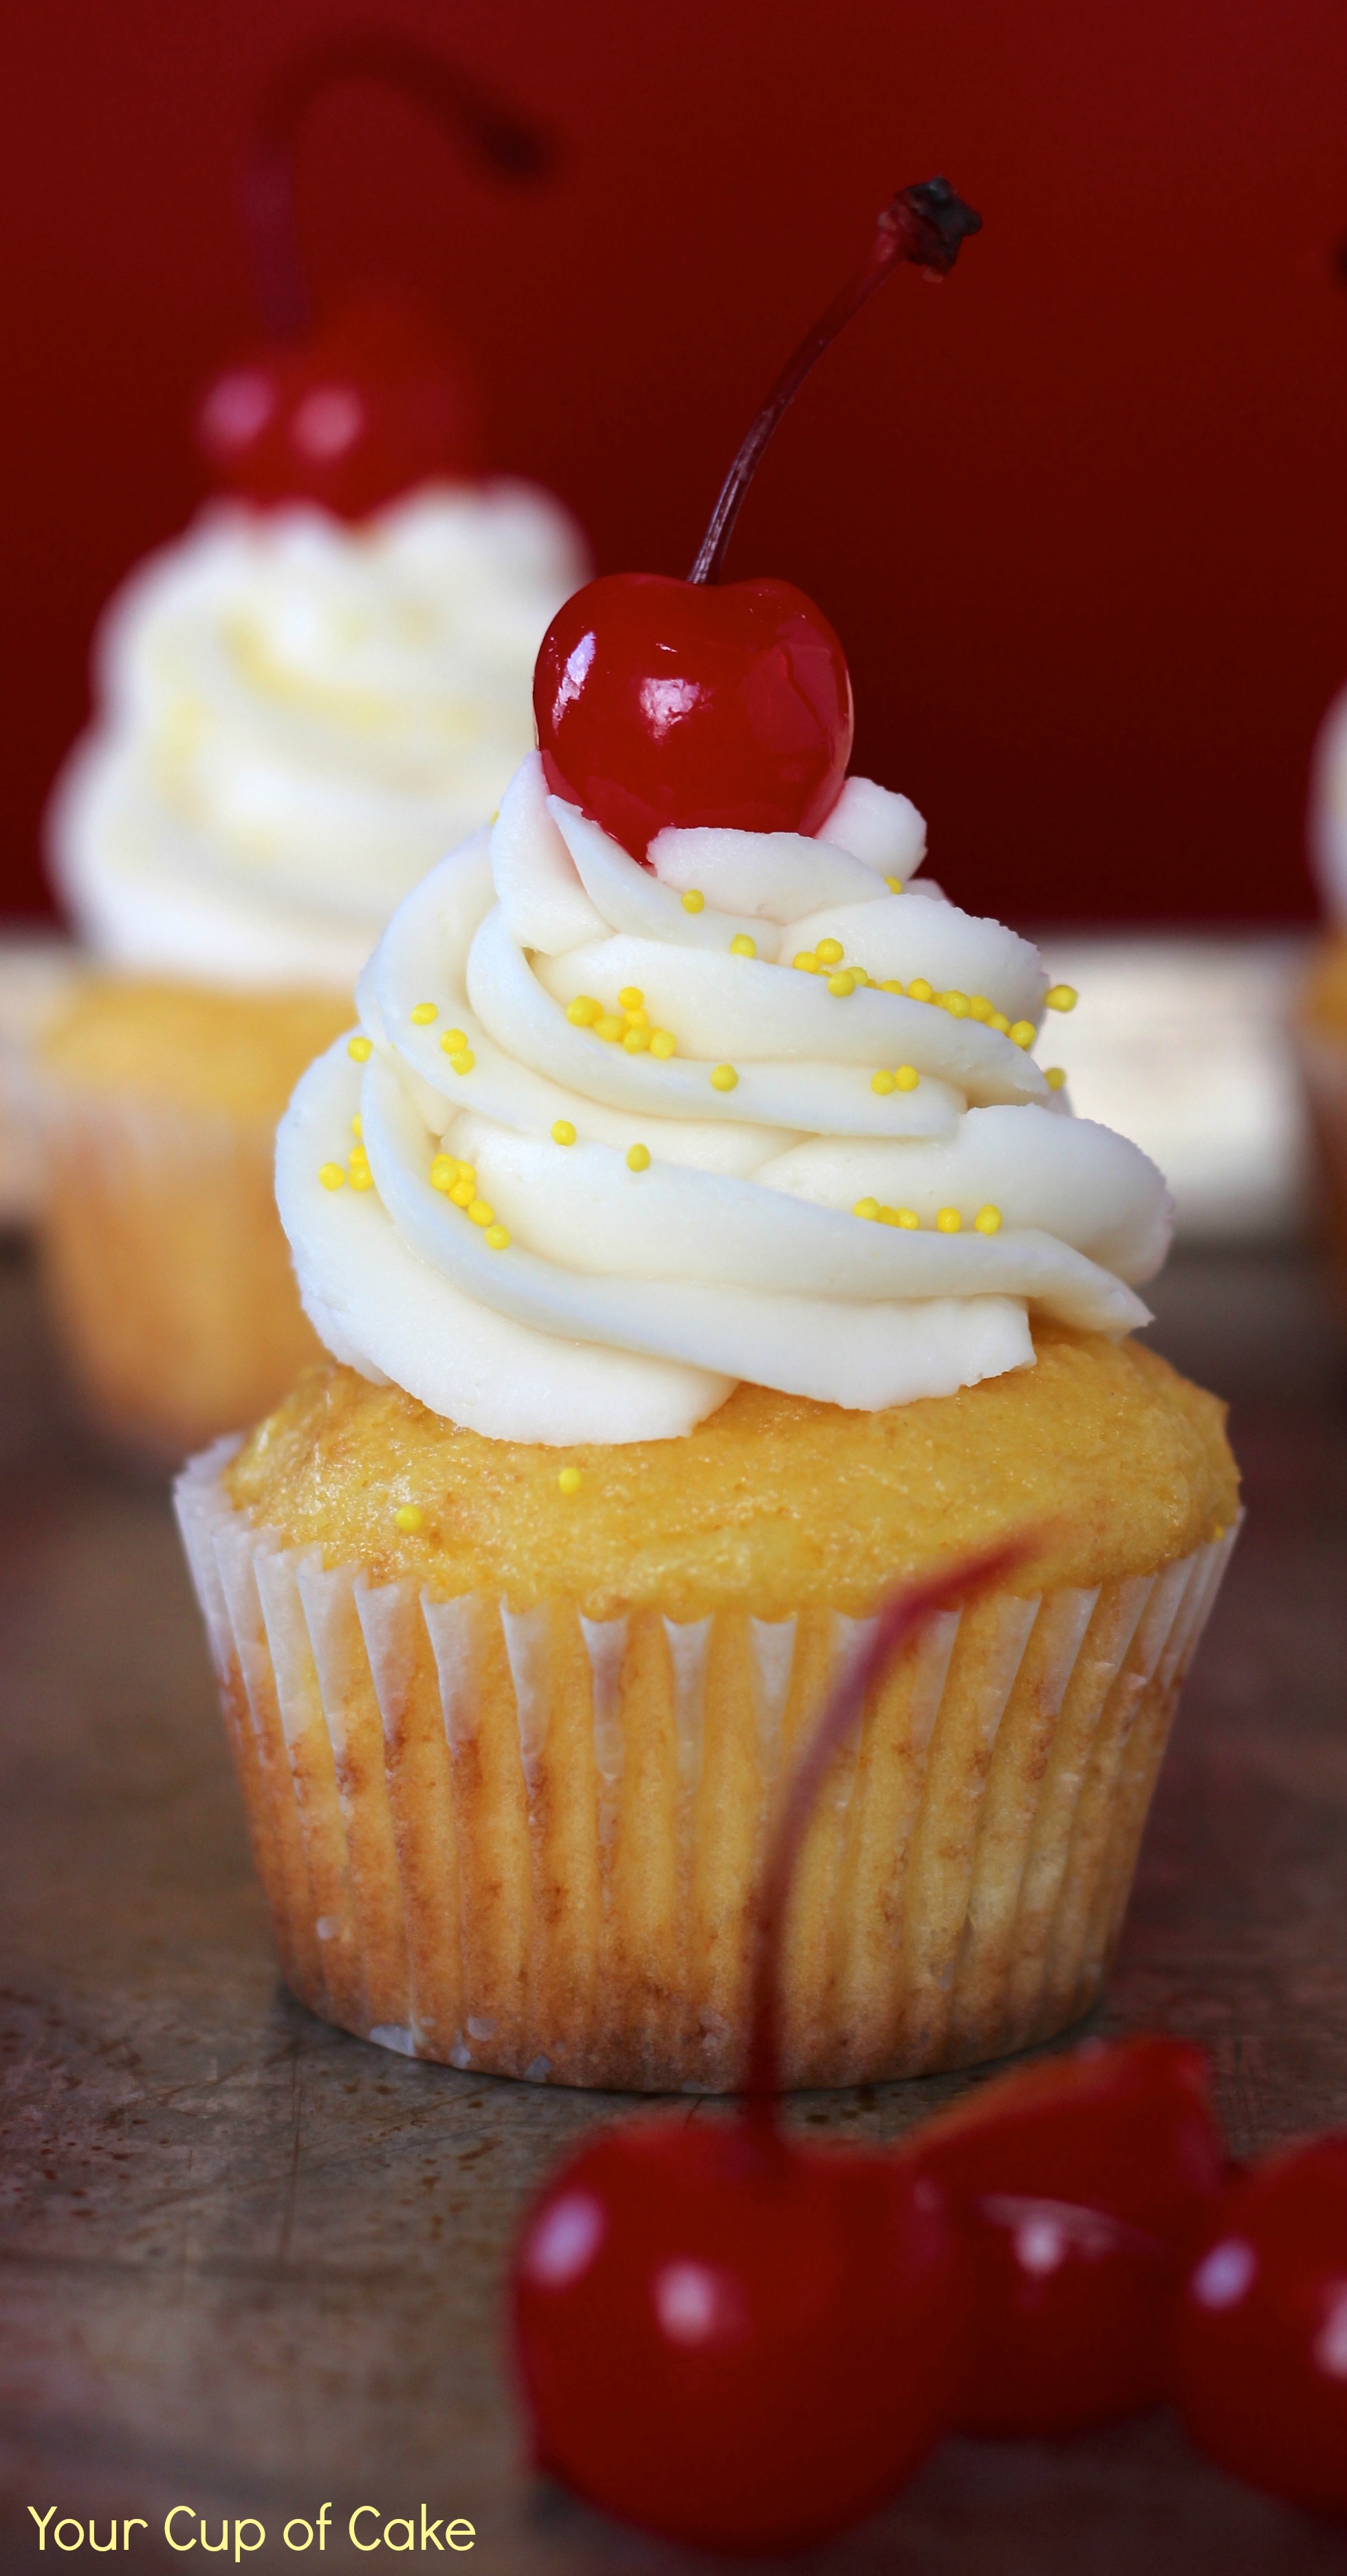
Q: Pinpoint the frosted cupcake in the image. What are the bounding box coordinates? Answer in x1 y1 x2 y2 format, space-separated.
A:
1301 686 1347 1290
176 178 1237 2089
39 481 587 1455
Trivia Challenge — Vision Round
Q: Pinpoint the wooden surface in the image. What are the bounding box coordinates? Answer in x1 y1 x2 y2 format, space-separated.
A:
1 1242 1346 2573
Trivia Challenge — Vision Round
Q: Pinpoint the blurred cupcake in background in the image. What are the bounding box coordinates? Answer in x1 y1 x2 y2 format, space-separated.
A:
1300 685 1347 1294
34 34 589 1458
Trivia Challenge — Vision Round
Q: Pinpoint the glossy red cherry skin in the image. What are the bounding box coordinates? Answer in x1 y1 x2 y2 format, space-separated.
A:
532 571 855 862
910 2035 1226 2437
510 2115 969 2553
196 287 479 519
1174 2135 1347 2513
949 2192 1180 2436
912 2034 1226 2244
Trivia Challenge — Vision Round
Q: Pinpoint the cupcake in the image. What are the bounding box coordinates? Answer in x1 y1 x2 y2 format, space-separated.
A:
1300 686 1347 1291
176 179 1238 2088
39 481 587 1455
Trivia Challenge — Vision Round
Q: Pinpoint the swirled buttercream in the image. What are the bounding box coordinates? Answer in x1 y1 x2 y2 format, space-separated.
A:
48 485 589 991
277 754 1172 1442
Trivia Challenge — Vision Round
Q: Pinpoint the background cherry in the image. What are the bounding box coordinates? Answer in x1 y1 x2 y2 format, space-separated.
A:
533 176 981 861
909 2033 1227 2436
508 1541 1028 2554
196 32 556 517
1173 2134 1347 2513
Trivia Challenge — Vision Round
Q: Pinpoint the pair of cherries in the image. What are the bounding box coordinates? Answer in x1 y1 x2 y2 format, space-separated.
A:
510 1540 1347 2551
512 1995 1347 2553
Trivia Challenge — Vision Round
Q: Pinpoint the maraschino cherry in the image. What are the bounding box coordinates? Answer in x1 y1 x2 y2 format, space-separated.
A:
533 177 981 860
509 1541 1026 2554
1174 2135 1347 2513
910 2033 1226 2436
197 32 556 518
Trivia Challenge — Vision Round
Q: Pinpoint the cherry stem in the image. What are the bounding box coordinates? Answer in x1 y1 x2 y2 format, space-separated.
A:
242 32 558 342
688 177 981 587
745 1533 1037 2138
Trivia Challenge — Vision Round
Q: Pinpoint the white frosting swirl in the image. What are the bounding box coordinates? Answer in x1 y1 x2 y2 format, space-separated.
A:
48 485 589 991
277 756 1172 1443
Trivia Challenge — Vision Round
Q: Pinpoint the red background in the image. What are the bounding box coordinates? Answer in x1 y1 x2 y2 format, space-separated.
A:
5 0 1347 928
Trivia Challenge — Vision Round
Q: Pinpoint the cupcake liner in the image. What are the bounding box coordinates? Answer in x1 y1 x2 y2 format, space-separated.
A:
37 1077 324 1457
177 1443 1238 2091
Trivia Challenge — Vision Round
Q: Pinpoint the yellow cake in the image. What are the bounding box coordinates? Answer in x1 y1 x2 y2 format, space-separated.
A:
182 1334 1236 2091
39 979 351 1456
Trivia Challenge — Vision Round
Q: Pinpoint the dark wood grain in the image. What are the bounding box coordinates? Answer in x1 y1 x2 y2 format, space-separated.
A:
1 1242 1345 2573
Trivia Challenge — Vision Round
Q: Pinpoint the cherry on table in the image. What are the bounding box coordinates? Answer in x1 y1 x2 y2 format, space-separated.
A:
507 1542 1027 2554
1174 2133 1347 2513
533 177 981 860
512 2117 968 2554
908 2033 1226 2436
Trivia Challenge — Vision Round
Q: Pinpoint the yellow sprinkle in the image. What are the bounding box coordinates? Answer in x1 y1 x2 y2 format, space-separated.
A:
484 1223 510 1250
880 978 905 994
937 1208 962 1232
394 1505 424 1535
552 1120 576 1146
877 1205 901 1226
349 1166 374 1192
347 1035 373 1062
989 1010 1011 1036
851 969 873 987
626 1143 651 1172
618 986 644 1010
730 933 757 959
440 1027 468 1054
826 970 855 998
793 951 819 972
895 1065 920 1091
351 1115 362 1138
974 1204 1003 1235
871 1069 897 1095
1009 1020 1036 1050
1045 984 1078 1012
449 1179 475 1208
595 1014 624 1044
457 1160 476 1182
449 1048 475 1075
319 1162 346 1190
853 1197 880 1221
622 1026 650 1053
468 1200 494 1226
567 996 600 1027
558 1466 582 1496
816 938 845 966
348 1141 369 1162
969 994 993 1022
681 889 705 914
942 990 970 1018
410 1002 437 1025
1045 1066 1068 1091
650 1029 677 1059
885 876 904 894
622 1005 649 1028
710 1065 738 1092
895 1207 920 1230
430 1155 456 1192
907 978 934 1004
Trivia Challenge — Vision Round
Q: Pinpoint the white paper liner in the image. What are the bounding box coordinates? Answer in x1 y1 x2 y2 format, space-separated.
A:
176 1441 1238 2092
36 1073 322 1456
